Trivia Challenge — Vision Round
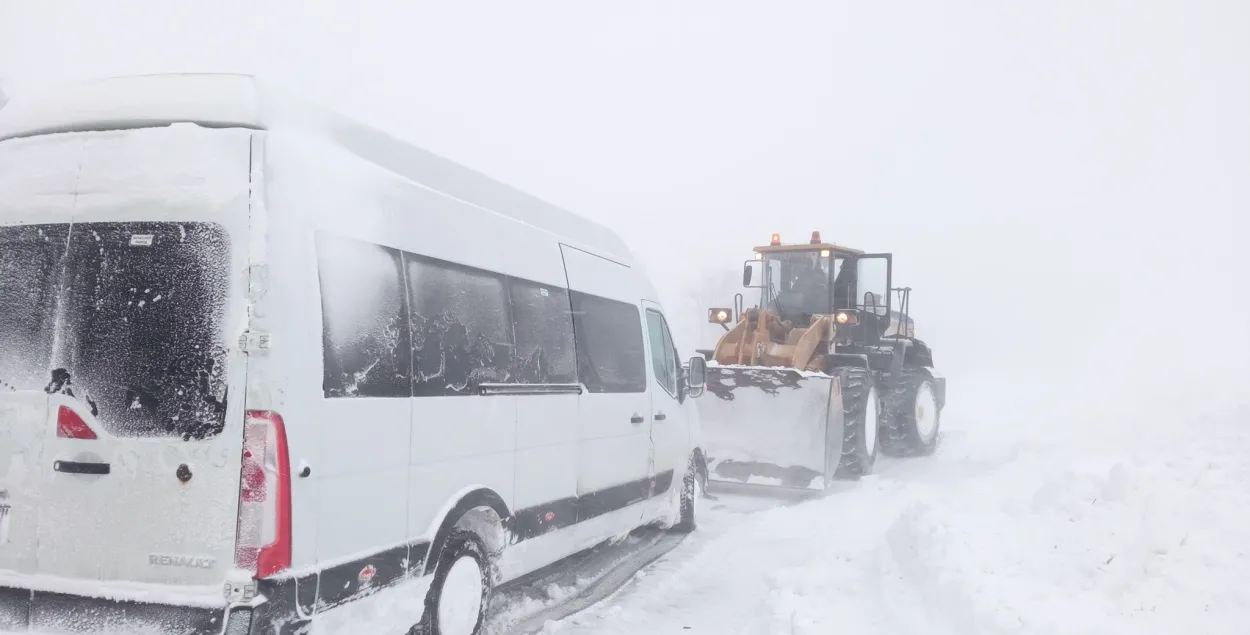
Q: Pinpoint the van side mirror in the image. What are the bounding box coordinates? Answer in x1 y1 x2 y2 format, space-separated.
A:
742 261 763 288
685 356 707 399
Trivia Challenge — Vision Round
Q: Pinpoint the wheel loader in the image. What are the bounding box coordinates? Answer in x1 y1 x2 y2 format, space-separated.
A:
696 231 945 491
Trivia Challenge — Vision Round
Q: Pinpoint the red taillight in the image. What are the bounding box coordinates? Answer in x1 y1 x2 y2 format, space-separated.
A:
240 461 266 503
234 410 292 579
56 406 97 440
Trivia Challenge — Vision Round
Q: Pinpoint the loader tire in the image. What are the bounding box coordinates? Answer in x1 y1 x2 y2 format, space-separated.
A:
834 367 879 479
880 366 941 457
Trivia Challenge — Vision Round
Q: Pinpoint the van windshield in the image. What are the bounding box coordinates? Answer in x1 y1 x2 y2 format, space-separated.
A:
0 222 232 440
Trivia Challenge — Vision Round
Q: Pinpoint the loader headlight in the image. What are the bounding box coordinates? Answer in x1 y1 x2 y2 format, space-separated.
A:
708 308 733 324
835 311 856 325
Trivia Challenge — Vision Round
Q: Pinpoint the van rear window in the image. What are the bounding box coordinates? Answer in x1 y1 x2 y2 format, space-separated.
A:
0 222 232 440
0 225 67 393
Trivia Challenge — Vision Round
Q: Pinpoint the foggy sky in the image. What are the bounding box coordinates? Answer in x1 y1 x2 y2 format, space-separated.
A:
3 0 1247 416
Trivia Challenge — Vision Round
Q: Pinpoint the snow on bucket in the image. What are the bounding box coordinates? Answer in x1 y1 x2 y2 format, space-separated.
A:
697 365 841 490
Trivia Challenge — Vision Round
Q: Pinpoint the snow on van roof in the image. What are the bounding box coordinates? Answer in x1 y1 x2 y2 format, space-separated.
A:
0 73 633 263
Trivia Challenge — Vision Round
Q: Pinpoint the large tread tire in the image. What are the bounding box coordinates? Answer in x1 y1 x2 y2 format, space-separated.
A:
412 529 493 635
880 366 942 457
834 367 879 479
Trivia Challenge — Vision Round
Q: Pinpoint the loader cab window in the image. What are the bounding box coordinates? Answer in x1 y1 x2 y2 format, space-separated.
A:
832 257 854 310
760 251 832 320
855 257 890 317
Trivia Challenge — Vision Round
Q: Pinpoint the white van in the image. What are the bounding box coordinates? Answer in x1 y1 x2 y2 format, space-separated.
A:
0 73 709 635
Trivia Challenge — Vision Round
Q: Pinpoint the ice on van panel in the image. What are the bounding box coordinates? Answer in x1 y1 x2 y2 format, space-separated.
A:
335 311 407 398
0 125 252 224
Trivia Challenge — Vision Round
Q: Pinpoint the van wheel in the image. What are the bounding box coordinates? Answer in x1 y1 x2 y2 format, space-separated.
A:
413 530 492 635
671 454 705 533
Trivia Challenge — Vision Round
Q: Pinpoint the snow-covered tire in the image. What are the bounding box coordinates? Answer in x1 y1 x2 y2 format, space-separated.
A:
671 453 704 533
880 366 941 457
835 367 879 479
413 529 493 635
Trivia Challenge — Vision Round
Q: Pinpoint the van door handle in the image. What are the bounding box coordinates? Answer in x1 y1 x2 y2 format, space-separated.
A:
630 415 644 424
654 412 667 421
53 460 110 475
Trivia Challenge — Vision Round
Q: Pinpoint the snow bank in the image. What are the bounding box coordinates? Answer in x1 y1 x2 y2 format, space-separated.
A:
541 381 1250 635
884 412 1250 634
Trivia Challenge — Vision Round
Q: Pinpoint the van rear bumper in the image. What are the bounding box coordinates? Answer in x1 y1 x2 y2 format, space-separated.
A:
0 585 255 634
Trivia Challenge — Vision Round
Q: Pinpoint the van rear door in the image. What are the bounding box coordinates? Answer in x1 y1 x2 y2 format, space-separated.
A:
0 220 245 587
0 225 66 578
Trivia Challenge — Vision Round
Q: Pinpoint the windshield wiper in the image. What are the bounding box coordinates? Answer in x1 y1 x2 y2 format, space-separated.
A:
768 281 787 316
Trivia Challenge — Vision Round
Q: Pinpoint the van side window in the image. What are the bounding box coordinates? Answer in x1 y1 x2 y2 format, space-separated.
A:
510 281 577 384
659 311 680 388
570 292 646 394
644 310 678 396
407 255 515 396
316 233 412 398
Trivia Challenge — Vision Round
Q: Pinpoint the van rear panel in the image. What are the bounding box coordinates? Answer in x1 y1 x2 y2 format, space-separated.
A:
0 125 253 607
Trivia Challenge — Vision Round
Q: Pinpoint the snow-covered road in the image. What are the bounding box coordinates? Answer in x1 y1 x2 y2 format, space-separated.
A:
535 377 1250 635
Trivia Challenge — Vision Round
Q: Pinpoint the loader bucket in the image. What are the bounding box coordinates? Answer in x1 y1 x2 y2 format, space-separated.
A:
697 365 843 491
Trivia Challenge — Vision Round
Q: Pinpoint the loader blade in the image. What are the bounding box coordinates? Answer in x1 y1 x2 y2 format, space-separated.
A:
697 365 841 491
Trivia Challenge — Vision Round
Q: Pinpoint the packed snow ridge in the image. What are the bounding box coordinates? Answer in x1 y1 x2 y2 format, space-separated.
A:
538 378 1250 635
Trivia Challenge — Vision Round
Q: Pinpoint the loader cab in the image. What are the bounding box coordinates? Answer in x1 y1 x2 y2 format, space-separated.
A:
753 249 832 324
742 233 894 346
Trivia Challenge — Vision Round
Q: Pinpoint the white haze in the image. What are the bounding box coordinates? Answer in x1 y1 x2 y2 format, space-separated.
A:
2 0 1248 423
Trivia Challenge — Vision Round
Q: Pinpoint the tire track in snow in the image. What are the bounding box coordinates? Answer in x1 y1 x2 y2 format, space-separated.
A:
524 428 1040 635
490 529 687 634
882 502 1000 635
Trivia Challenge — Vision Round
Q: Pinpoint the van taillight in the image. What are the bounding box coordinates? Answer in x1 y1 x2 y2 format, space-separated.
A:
56 406 97 440
235 410 292 578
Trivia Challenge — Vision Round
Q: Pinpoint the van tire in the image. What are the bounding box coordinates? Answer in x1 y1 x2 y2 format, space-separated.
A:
412 529 493 635
671 454 705 533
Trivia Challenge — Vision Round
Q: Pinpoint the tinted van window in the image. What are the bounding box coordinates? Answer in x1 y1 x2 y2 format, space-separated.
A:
407 256 514 396
14 222 233 440
317 233 412 398
510 281 577 384
570 292 646 393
